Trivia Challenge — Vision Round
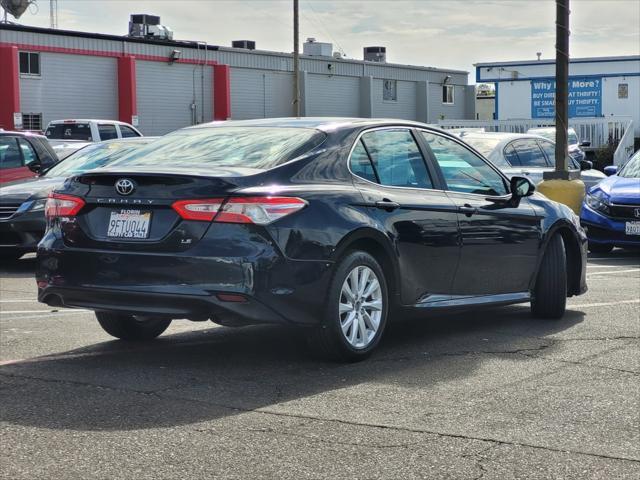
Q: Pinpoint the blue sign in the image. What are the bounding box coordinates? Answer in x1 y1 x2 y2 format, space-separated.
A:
531 77 602 118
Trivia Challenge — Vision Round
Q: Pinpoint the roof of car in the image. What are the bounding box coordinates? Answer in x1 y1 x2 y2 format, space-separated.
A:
188 117 438 132
460 132 546 141
0 130 47 139
47 119 138 126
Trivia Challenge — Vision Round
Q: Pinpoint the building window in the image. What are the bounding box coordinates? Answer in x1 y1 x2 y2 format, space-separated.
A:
383 80 397 101
19 52 40 76
442 85 454 104
22 113 43 131
618 83 629 99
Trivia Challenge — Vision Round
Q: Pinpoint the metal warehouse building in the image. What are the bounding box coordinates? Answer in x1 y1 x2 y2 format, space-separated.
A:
0 20 473 136
476 55 640 135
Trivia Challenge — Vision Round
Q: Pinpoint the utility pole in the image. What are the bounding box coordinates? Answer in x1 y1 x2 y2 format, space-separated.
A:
293 0 300 117
538 0 585 214
50 0 58 29
554 0 569 173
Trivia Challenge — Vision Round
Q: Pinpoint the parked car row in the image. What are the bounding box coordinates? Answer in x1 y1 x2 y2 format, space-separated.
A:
1 117 637 360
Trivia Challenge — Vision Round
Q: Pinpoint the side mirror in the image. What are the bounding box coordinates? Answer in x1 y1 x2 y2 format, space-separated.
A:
579 141 591 148
580 160 592 171
27 161 42 174
603 165 618 176
510 176 535 198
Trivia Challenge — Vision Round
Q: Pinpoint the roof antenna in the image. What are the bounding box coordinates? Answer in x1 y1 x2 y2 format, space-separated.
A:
536 52 542 61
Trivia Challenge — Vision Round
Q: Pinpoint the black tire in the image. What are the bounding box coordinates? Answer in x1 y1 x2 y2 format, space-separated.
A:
307 251 389 362
588 242 614 254
95 311 172 341
531 234 567 319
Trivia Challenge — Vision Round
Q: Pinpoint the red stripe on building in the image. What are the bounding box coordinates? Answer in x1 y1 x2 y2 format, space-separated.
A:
213 64 231 121
117 55 137 124
0 45 20 130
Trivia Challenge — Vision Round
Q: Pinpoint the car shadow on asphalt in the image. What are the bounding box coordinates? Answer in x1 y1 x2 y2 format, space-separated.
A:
0 305 584 432
0 255 37 279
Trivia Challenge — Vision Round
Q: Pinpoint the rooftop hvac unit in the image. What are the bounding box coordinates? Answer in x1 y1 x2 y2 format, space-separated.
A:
128 14 173 40
232 40 256 50
303 37 333 57
364 46 386 63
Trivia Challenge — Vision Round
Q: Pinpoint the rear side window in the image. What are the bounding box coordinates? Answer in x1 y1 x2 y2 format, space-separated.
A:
0 137 23 169
119 126 140 138
45 123 92 141
503 144 520 166
349 140 377 183
17 138 38 164
110 127 326 170
360 129 433 189
98 124 118 141
510 139 549 167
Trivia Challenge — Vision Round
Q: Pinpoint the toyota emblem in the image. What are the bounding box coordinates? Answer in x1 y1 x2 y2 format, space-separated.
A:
635 208 640 219
115 178 135 196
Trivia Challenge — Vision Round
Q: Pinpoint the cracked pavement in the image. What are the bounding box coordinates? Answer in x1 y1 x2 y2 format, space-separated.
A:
1 251 639 479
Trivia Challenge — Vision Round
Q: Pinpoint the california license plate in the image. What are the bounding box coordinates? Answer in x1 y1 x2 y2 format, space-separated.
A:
107 210 151 239
625 221 640 236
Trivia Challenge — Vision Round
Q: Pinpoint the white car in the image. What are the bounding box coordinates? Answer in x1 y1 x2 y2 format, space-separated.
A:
44 119 143 155
459 132 606 190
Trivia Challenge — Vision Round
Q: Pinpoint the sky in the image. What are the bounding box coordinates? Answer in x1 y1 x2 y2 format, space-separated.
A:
8 0 640 81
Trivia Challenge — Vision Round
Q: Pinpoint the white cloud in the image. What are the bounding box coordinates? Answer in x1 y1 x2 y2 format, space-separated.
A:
11 0 640 79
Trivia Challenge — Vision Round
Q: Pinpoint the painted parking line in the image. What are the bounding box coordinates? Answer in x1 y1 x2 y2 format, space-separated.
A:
568 299 640 308
0 299 40 303
0 309 89 315
586 269 640 276
586 264 640 269
0 311 92 322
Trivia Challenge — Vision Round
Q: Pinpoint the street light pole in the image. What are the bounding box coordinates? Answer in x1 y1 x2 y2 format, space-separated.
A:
537 0 585 214
555 0 569 173
293 0 300 117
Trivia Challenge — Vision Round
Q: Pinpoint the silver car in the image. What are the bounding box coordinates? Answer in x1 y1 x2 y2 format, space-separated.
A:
459 132 606 190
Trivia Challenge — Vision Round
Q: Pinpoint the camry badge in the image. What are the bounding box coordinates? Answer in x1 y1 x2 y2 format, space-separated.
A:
115 178 135 196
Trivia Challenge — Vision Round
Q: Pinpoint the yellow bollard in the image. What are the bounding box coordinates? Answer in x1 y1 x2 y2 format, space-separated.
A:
536 179 586 215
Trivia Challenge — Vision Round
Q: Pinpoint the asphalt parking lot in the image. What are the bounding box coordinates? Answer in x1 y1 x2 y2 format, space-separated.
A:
1 252 639 479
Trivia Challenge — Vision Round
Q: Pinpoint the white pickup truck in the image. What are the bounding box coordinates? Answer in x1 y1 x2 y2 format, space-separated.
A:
44 119 143 159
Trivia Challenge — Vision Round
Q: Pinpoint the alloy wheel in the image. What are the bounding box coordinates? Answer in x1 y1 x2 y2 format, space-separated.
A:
339 265 383 349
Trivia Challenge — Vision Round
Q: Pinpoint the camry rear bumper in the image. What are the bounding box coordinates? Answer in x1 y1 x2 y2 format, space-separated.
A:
36 246 333 326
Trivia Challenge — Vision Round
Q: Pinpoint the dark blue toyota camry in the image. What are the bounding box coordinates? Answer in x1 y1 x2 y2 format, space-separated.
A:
37 118 588 361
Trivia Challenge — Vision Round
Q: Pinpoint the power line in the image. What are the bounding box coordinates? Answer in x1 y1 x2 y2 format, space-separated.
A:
303 0 346 56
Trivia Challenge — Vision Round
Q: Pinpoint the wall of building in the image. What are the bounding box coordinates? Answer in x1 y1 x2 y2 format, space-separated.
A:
475 96 495 120
20 52 118 127
136 61 212 135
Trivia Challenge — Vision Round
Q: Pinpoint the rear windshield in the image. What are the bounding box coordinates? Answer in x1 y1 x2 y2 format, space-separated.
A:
46 141 149 177
462 137 502 157
45 123 92 141
110 127 326 170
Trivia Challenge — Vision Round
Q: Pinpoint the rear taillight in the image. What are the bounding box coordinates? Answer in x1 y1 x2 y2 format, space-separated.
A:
172 196 306 225
44 193 85 219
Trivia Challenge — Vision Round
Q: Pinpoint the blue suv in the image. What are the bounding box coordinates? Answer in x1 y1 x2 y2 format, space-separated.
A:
581 150 640 253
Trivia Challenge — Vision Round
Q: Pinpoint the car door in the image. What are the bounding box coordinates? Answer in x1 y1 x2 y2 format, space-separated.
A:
350 128 460 305
419 130 542 296
0 136 32 184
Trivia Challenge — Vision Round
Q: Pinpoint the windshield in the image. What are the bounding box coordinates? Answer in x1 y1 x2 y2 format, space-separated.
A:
619 151 640 178
45 123 92 141
462 137 502 157
109 127 326 170
46 141 150 177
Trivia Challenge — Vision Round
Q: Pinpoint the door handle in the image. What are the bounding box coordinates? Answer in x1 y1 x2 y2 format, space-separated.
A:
459 204 477 217
375 199 400 211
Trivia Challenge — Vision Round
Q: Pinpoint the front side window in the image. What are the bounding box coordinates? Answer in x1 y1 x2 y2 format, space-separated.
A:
98 124 118 141
45 123 93 141
421 131 507 196
359 129 432 189
0 137 24 169
509 139 549 167
442 85 454 104
110 127 326 171
19 52 40 75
